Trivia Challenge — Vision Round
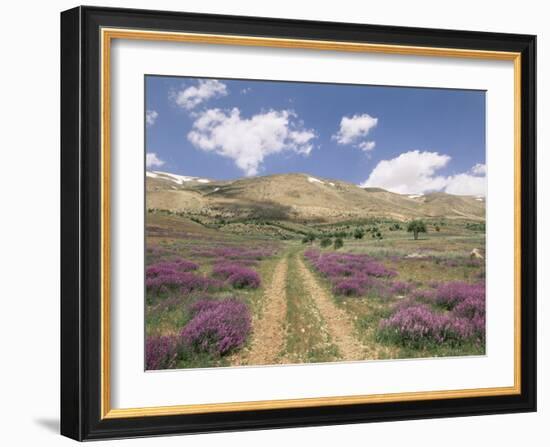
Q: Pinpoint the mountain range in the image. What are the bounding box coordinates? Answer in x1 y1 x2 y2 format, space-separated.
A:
146 171 485 222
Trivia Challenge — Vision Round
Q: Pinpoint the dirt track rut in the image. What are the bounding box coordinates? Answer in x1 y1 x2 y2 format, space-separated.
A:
239 256 288 366
296 256 366 361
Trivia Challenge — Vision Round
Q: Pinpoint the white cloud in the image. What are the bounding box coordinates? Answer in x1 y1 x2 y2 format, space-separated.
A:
146 152 165 168
240 87 252 94
172 80 228 110
444 173 486 196
444 163 487 196
333 113 378 146
146 110 158 126
361 150 450 194
187 108 316 176
471 163 486 175
361 150 487 196
358 141 376 152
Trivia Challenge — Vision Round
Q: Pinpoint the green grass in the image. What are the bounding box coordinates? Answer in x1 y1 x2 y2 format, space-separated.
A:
144 212 284 368
299 254 400 360
299 226 486 360
376 330 485 359
146 212 486 365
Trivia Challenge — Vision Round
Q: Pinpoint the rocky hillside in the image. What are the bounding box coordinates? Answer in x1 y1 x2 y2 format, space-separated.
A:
146 171 485 222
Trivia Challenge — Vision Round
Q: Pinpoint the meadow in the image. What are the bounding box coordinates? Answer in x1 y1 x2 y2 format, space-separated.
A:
145 210 486 370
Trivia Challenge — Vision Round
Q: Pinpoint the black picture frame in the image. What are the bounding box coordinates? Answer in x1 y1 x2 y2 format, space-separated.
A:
61 5 536 441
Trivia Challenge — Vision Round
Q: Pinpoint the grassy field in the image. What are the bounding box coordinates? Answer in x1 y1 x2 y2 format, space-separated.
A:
145 211 485 370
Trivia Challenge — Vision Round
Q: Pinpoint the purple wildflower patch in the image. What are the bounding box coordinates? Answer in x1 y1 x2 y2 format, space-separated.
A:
145 257 224 296
212 263 261 289
378 304 474 346
145 335 178 370
228 270 261 289
146 258 199 278
333 278 366 296
305 249 397 298
435 281 485 309
181 298 251 355
379 280 486 347
145 272 223 294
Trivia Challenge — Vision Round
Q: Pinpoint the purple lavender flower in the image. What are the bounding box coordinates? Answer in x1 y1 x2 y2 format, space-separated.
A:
378 304 474 346
452 294 486 342
146 258 199 279
212 263 261 289
228 270 261 289
453 294 485 319
333 278 365 296
181 298 251 355
305 250 396 298
145 270 224 295
145 335 178 370
309 252 396 279
435 281 485 309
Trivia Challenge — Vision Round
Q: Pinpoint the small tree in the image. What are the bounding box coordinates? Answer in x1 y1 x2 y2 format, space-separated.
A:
320 237 332 248
435 224 440 232
407 220 427 240
353 228 365 239
333 237 344 250
302 232 316 244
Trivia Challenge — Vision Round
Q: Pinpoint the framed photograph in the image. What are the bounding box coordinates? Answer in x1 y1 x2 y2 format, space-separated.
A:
60 6 536 441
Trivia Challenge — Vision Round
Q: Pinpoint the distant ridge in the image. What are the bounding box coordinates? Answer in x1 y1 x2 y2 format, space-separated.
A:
146 171 485 222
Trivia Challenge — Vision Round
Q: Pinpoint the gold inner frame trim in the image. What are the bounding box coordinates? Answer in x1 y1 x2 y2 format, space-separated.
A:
100 27 522 420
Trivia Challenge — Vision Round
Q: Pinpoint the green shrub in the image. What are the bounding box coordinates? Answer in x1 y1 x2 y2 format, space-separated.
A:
389 223 402 231
353 228 365 239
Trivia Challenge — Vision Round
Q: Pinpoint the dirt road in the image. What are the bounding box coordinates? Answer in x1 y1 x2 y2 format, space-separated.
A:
296 256 367 361
236 255 289 366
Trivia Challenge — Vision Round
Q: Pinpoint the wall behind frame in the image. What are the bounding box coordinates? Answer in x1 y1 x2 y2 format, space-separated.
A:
0 1 545 446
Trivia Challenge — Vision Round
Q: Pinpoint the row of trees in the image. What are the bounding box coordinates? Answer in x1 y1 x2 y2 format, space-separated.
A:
302 233 344 249
303 219 430 245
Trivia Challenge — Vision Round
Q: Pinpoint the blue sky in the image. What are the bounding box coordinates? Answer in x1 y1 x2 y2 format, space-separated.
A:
145 76 486 196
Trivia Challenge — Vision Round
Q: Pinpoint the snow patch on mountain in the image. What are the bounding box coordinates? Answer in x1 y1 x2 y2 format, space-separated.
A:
147 171 210 184
307 176 324 185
